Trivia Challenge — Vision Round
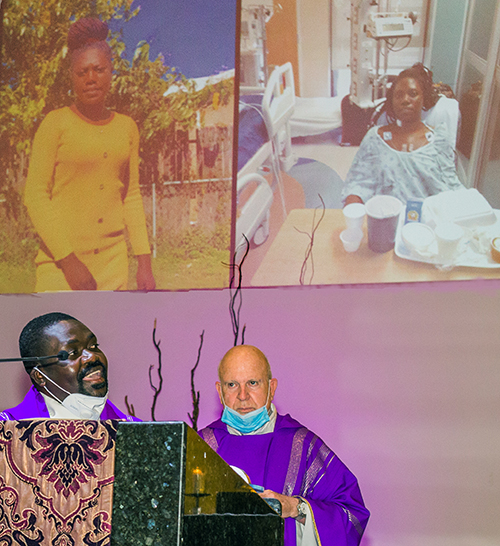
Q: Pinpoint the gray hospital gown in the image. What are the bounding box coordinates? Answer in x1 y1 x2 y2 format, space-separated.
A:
341 123 464 204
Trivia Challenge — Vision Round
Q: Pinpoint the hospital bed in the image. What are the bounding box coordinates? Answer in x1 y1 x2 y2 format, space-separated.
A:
288 68 351 138
235 62 296 258
290 95 343 138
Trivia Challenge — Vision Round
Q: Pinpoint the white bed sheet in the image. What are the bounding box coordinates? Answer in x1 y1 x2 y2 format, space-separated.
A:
290 96 343 138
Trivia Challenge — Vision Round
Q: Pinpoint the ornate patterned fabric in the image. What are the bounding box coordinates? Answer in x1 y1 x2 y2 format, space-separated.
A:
0 420 117 545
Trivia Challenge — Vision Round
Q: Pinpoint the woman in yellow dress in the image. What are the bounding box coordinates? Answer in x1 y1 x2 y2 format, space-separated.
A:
24 17 155 291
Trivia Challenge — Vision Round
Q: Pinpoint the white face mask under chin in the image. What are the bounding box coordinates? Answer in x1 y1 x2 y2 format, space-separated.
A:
35 366 108 420
61 392 108 420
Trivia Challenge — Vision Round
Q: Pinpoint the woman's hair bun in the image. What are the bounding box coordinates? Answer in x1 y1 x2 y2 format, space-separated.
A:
67 17 109 52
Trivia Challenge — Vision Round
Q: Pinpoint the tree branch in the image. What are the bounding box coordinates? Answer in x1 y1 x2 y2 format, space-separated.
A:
225 235 250 346
124 395 136 417
187 330 204 431
295 195 326 285
149 318 164 421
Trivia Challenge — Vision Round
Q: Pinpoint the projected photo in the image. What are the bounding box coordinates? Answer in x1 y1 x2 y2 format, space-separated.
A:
0 0 236 293
236 0 500 288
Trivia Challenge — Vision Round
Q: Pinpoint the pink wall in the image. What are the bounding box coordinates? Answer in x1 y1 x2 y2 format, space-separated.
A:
1 281 499 545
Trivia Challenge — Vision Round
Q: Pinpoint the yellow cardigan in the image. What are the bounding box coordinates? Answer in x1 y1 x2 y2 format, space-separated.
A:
24 106 151 261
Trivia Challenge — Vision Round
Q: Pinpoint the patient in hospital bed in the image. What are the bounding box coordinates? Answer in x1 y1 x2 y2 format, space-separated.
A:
342 63 464 206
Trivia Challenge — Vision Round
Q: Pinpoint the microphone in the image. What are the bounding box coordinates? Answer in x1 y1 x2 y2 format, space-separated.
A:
0 351 70 364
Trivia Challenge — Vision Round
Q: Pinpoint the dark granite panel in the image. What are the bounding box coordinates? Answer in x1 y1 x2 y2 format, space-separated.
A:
110 422 284 545
111 421 186 546
182 514 284 546
216 491 281 515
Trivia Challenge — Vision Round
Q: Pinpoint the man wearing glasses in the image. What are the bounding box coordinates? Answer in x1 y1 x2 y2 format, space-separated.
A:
0 312 137 421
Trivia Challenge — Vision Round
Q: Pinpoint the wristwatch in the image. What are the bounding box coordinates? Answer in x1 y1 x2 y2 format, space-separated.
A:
295 496 307 519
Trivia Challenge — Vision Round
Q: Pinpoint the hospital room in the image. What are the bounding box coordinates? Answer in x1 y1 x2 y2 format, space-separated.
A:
236 0 500 287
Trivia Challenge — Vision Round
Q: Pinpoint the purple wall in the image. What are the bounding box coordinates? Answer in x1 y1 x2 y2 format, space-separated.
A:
1 281 499 545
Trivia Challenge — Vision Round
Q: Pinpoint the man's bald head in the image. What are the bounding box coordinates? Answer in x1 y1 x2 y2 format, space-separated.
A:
218 345 272 382
216 345 277 414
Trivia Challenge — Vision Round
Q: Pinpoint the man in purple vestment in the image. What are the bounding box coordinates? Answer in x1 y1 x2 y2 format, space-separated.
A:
0 312 138 421
199 345 369 546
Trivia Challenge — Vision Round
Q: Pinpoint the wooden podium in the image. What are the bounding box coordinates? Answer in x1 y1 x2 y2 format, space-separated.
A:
0 420 283 545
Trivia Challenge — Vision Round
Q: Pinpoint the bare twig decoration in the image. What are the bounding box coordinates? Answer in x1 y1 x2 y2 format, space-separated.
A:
124 395 136 418
226 235 250 346
295 194 326 285
188 330 205 431
149 318 164 422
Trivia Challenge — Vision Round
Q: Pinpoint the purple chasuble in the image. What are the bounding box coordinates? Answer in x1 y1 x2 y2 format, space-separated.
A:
0 385 139 421
200 413 369 546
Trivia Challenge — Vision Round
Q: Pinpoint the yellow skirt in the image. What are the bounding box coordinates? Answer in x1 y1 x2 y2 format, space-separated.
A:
35 236 129 292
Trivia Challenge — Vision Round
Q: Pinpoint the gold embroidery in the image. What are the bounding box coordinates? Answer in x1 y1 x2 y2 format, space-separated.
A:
200 428 219 452
345 507 364 536
306 434 317 461
311 453 335 493
283 427 308 496
302 441 335 496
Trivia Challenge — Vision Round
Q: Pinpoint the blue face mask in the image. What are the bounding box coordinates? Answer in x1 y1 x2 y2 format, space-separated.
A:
221 404 270 433
221 381 271 433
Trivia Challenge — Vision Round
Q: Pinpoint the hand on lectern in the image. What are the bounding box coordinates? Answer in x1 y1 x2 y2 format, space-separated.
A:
258 489 301 520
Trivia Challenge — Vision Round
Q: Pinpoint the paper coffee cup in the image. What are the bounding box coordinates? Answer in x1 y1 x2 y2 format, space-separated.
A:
340 228 363 252
434 222 463 264
343 203 366 230
365 195 403 253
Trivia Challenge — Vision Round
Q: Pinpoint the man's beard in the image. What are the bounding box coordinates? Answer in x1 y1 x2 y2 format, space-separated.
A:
77 360 108 396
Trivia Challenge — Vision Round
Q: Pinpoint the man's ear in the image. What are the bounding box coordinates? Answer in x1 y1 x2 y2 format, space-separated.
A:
269 378 278 402
216 381 224 405
30 367 45 389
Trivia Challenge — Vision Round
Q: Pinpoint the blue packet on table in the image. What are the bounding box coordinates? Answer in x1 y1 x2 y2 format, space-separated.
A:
405 198 424 224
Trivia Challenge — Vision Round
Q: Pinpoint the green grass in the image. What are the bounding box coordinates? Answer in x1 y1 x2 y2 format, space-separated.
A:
0 262 36 293
129 222 232 290
0 248 230 293
142 221 233 290
129 247 231 290
0 208 38 293
0 207 232 292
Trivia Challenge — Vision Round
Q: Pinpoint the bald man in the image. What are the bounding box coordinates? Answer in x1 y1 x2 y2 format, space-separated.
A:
199 345 369 546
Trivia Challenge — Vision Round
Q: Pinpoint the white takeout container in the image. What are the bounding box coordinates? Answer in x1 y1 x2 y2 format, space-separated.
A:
423 188 496 228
